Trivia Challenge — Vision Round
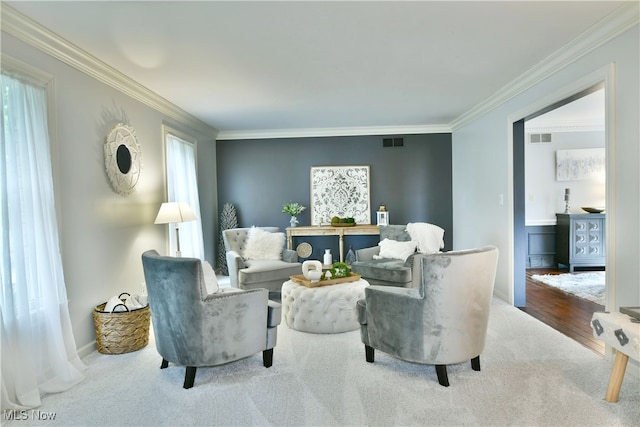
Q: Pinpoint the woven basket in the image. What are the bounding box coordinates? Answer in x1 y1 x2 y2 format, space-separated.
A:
93 294 150 355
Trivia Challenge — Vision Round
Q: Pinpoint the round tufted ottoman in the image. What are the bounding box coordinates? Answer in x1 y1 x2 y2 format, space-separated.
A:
281 279 369 333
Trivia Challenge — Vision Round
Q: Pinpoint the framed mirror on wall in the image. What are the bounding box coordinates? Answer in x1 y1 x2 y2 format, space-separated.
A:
104 123 142 196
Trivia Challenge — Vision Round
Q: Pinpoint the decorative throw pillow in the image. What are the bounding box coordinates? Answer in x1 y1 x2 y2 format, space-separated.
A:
375 238 418 262
201 260 219 293
243 227 285 260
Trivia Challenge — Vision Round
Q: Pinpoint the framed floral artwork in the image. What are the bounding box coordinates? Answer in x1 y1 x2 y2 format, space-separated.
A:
310 165 371 225
556 148 605 181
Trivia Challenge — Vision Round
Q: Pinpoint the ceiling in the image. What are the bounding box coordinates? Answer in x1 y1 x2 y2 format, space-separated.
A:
5 1 626 137
526 87 605 132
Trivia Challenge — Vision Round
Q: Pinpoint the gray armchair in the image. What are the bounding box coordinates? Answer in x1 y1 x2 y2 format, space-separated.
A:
356 246 499 386
223 227 301 297
141 250 281 389
350 225 419 287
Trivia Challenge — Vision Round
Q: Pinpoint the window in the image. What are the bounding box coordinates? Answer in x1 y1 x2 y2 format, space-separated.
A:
1 58 84 409
164 128 205 259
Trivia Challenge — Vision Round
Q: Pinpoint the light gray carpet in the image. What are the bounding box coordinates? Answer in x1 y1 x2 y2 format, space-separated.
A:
6 299 638 426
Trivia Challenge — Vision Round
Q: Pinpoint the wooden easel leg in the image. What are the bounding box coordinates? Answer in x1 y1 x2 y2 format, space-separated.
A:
605 351 629 403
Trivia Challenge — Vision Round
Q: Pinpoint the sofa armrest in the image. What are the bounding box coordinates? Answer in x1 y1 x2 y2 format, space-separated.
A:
366 284 420 300
364 284 423 332
225 250 245 288
355 246 379 262
356 298 368 325
202 288 271 352
267 300 282 327
282 248 297 263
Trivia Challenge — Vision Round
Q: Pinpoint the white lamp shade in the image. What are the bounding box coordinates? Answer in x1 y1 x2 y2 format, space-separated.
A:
154 202 197 224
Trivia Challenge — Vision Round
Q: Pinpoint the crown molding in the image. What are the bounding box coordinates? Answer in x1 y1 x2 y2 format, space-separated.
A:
1 5 219 139
450 2 639 131
216 124 451 140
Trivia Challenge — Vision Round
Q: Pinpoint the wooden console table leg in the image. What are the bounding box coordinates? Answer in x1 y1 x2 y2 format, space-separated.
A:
605 350 629 403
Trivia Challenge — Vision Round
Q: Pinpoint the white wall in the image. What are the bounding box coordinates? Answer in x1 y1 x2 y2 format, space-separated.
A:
525 130 605 224
452 24 639 308
1 33 218 354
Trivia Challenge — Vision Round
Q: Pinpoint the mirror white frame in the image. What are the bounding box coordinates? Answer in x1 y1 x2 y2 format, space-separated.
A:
104 123 142 196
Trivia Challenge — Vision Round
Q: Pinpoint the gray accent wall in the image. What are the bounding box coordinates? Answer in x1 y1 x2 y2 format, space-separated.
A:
216 133 452 258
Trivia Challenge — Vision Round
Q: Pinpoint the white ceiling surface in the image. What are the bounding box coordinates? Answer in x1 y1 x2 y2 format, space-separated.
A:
526 88 605 131
6 1 624 137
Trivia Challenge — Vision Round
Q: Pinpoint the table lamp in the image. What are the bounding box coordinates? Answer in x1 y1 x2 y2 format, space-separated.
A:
154 202 196 257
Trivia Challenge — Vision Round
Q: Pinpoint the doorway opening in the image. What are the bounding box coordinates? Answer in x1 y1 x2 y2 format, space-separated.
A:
513 82 606 355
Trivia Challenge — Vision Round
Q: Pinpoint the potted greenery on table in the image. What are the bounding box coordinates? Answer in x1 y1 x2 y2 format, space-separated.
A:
283 202 306 227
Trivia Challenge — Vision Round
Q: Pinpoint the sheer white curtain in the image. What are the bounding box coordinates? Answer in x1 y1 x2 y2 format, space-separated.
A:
165 132 205 259
1 73 85 409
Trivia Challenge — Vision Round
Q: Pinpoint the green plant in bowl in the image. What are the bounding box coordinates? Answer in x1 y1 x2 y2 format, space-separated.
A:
330 216 356 225
330 262 350 278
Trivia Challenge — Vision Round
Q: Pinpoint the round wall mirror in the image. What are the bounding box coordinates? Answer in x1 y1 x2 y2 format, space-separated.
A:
116 144 132 174
104 124 142 196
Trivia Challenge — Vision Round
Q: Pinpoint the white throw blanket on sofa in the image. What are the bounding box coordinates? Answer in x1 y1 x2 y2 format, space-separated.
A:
406 222 445 254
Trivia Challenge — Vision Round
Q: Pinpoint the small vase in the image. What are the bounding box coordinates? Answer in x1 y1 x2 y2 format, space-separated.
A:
323 249 332 265
290 216 298 227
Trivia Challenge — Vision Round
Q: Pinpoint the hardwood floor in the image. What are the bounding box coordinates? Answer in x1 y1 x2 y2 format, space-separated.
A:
520 268 605 355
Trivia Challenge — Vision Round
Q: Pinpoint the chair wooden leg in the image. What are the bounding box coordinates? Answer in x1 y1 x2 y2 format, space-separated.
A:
365 345 375 363
436 365 450 387
183 366 197 389
605 351 629 403
471 356 481 371
263 349 274 368
160 359 169 369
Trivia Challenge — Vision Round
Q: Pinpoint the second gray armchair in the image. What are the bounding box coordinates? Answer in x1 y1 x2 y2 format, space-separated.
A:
351 224 445 287
356 246 499 386
223 227 302 297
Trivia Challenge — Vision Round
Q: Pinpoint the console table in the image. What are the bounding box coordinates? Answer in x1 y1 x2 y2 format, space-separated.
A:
555 213 605 272
286 225 380 262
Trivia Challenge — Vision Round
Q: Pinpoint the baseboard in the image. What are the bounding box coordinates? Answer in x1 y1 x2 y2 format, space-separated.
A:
493 288 510 305
77 340 97 359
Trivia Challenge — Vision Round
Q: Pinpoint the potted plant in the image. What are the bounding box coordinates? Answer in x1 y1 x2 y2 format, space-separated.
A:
329 262 350 279
282 202 306 227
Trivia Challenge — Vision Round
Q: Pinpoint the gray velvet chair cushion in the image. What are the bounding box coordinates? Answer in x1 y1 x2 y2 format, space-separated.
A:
351 225 415 287
141 250 280 369
358 246 499 365
350 258 411 284
240 260 302 285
